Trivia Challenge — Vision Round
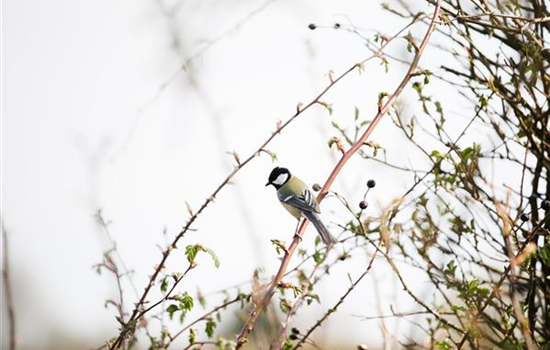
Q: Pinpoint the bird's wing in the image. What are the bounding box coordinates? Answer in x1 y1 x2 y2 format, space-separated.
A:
279 188 320 213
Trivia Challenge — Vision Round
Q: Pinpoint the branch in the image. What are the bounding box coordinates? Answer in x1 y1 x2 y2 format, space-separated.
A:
456 211 550 349
235 1 442 348
166 295 242 346
2 223 16 350
106 21 406 350
292 248 379 349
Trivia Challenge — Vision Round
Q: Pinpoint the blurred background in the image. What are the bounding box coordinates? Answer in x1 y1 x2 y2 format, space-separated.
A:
2 1 468 349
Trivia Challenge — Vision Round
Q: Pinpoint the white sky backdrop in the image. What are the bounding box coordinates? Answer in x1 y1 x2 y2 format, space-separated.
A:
2 0 484 349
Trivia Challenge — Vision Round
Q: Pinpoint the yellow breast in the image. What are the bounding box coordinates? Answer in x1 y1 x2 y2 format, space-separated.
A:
281 201 302 219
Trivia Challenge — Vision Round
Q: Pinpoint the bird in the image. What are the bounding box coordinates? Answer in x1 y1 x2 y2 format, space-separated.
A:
265 167 337 246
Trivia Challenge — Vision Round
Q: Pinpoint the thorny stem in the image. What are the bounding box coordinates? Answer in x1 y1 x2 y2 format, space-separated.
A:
273 236 368 350
292 248 380 349
235 1 442 348
106 9 422 350
135 264 195 320
166 295 242 346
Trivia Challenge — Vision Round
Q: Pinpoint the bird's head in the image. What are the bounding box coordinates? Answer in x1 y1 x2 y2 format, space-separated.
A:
266 167 291 189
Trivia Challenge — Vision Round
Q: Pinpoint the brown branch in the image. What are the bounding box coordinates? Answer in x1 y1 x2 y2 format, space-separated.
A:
166 295 242 346
235 1 442 348
503 237 538 350
353 310 451 320
272 236 366 350
135 263 195 320
442 12 550 25
95 210 153 343
2 223 16 350
363 235 464 334
107 72 348 350
292 249 380 349
456 211 550 349
182 340 217 350
105 12 417 350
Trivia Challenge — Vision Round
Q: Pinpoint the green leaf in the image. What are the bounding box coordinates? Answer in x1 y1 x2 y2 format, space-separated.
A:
539 244 550 267
478 95 488 107
435 340 452 350
185 245 200 265
312 250 326 265
404 31 415 52
205 317 216 338
318 101 333 115
468 278 480 291
185 244 221 268
380 57 389 73
197 290 207 309
177 291 194 312
205 247 220 268
327 137 339 149
188 328 196 345
283 339 294 350
306 293 320 305
270 239 287 255
279 298 292 313
314 235 321 246
166 304 179 320
160 276 169 293
444 260 457 277
423 70 432 84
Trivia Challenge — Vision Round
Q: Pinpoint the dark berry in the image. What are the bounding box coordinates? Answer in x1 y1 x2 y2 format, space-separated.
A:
312 183 321 192
334 23 341 29
291 327 300 335
542 200 550 210
308 23 317 30
367 179 376 188
289 334 298 340
359 201 368 210
520 213 529 222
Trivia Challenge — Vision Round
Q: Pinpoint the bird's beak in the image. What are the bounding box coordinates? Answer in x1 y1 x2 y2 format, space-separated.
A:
265 182 271 187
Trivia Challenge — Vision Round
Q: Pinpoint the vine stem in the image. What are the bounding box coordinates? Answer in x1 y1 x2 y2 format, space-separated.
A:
235 1 442 348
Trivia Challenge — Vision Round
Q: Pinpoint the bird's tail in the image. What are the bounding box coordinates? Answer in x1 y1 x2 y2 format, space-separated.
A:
303 211 337 247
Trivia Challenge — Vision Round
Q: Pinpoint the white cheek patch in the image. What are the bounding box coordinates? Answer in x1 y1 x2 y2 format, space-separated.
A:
273 173 289 185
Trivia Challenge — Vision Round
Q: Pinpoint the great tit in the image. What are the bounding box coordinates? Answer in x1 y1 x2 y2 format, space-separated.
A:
266 167 337 246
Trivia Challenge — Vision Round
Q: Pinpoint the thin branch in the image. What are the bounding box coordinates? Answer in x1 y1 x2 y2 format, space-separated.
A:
456 211 550 349
292 249 380 349
2 223 16 350
353 310 450 320
106 10 415 349
111 0 283 161
235 2 442 348
167 295 242 346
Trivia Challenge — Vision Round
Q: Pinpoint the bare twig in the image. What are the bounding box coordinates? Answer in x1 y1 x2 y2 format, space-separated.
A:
167 295 242 346
456 211 550 349
106 9 417 349
292 248 380 349
353 310 448 320
235 2 442 348
273 236 366 350
112 0 283 161
2 223 16 350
